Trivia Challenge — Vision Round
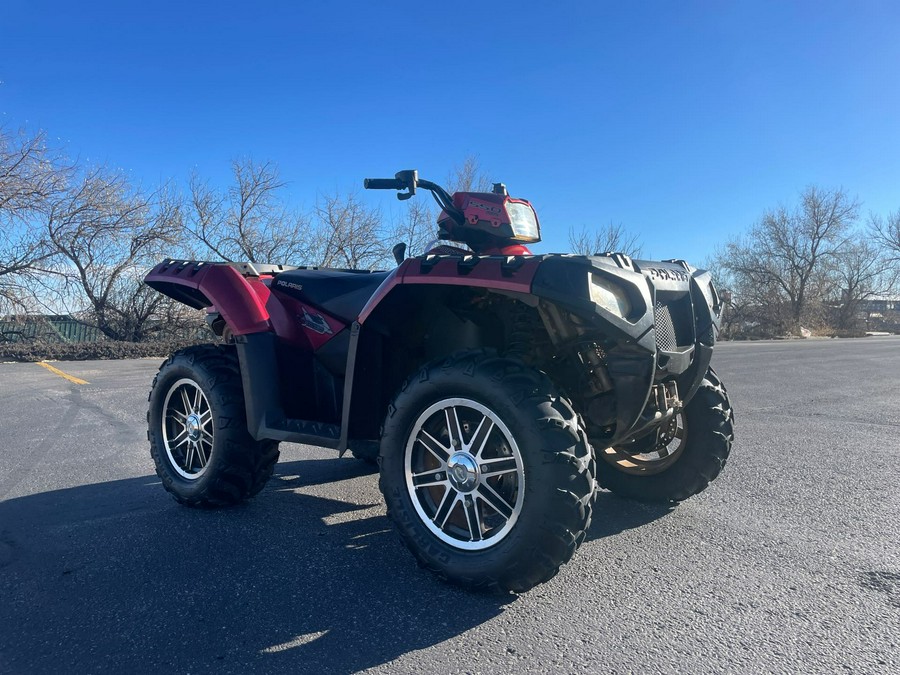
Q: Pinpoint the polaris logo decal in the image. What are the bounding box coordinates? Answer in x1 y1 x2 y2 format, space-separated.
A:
646 267 689 282
277 280 304 291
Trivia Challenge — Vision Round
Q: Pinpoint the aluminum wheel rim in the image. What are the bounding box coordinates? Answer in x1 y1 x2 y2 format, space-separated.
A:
162 378 214 480
404 398 525 551
600 413 687 476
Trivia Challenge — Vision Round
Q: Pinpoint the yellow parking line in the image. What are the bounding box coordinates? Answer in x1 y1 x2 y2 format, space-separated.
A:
36 361 90 385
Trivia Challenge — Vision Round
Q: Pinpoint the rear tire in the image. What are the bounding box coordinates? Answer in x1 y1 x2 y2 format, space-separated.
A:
595 368 734 503
379 351 595 593
147 344 279 507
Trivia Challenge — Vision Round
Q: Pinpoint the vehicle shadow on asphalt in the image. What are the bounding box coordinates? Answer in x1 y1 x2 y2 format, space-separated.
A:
0 457 513 674
586 492 675 541
0 458 675 673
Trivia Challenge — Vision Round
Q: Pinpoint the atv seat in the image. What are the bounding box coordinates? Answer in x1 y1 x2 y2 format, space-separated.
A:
272 268 390 322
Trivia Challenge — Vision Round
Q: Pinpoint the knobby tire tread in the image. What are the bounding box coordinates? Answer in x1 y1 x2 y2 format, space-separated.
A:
148 344 279 508
596 367 734 503
379 350 595 594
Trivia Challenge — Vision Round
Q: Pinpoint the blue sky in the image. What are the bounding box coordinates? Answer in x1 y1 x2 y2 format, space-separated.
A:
2 1 898 263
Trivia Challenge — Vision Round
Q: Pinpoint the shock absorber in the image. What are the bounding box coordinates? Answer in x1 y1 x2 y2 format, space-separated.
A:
504 301 536 361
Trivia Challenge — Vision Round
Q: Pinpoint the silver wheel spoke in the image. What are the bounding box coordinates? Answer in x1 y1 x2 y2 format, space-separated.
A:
184 443 195 470
418 429 450 463
199 409 212 427
411 469 447 488
463 498 482 541
476 482 514 520
180 388 192 413
170 427 188 442
479 456 518 477
192 386 202 412
434 488 459 529
195 442 208 468
444 407 464 449
168 409 189 423
469 416 494 458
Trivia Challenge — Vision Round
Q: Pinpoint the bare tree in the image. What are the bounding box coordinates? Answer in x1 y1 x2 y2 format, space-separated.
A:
719 186 859 334
832 236 898 329
45 168 184 341
707 245 795 338
187 159 309 264
446 155 493 193
391 197 436 258
0 128 69 313
568 222 643 258
870 209 900 264
311 192 387 269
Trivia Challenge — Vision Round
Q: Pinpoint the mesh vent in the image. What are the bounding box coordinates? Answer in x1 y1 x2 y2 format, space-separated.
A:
654 301 677 352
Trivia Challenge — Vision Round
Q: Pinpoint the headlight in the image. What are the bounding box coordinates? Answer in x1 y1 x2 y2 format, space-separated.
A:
506 202 540 242
589 274 632 318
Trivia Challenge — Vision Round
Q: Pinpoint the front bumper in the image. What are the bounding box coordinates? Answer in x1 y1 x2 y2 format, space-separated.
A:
531 254 722 442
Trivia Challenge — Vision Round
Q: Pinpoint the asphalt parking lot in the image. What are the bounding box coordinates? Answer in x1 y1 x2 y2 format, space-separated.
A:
1 337 899 674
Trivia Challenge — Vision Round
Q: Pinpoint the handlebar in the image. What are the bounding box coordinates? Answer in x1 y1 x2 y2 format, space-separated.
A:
363 178 405 190
363 169 465 225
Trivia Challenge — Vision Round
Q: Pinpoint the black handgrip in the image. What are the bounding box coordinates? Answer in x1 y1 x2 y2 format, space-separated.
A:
363 178 404 190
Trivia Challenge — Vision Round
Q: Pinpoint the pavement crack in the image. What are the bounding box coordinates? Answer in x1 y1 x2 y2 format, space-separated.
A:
64 386 133 434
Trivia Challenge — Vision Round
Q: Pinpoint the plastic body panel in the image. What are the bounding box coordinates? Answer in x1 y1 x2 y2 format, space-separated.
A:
144 253 720 450
145 260 271 335
358 255 541 323
144 259 347 349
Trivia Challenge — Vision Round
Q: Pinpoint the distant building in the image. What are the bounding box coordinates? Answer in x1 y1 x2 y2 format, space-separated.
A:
853 294 900 333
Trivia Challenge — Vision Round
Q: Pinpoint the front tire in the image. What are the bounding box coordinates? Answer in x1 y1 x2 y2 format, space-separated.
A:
148 345 279 507
379 351 595 593
595 368 734 502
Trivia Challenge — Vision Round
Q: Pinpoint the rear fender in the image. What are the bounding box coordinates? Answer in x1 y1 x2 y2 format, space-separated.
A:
145 260 271 335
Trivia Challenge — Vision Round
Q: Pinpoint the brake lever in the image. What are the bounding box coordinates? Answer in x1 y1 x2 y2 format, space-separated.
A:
394 169 418 201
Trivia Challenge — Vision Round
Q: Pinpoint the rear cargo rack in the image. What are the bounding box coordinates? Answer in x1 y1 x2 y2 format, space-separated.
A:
153 259 299 278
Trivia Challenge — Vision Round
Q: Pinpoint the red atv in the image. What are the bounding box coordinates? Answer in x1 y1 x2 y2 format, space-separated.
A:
144 170 734 593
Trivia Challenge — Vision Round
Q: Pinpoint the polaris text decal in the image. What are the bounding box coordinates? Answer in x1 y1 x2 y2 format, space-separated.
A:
646 267 690 282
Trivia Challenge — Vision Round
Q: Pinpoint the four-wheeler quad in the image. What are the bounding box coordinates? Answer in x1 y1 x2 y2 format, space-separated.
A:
144 169 734 593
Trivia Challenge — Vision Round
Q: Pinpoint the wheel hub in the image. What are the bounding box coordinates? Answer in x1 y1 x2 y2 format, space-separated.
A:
186 413 202 442
447 452 479 492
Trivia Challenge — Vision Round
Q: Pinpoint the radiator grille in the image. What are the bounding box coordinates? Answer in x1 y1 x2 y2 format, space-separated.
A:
654 301 677 352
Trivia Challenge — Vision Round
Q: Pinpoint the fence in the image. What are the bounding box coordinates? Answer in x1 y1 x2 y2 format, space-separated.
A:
0 317 102 343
